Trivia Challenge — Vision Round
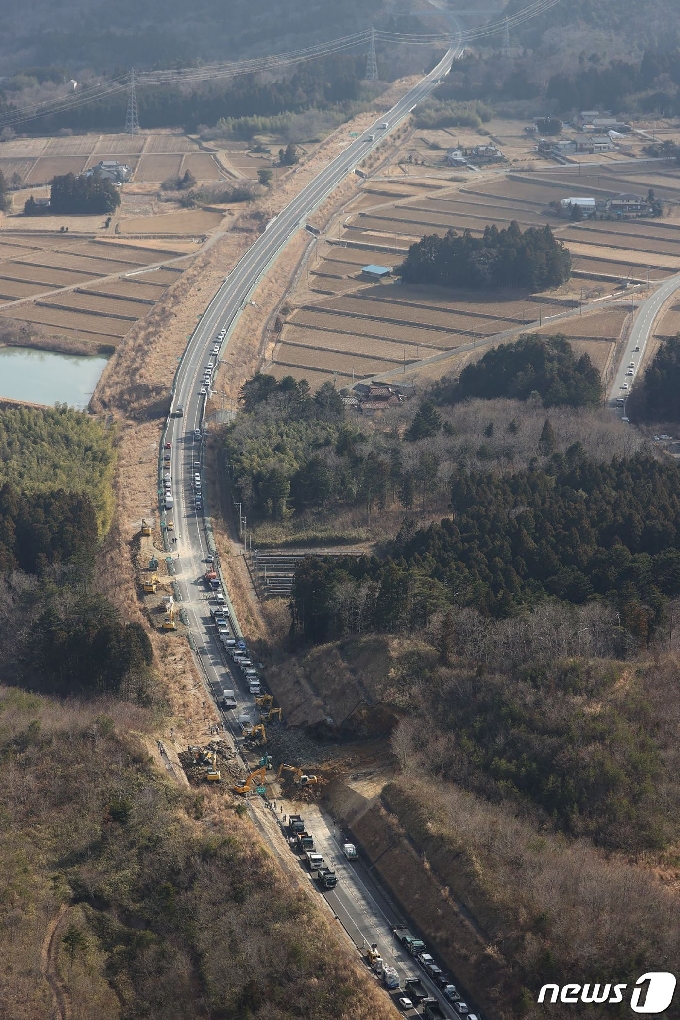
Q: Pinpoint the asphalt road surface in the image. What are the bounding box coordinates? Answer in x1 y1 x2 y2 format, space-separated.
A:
608 273 680 414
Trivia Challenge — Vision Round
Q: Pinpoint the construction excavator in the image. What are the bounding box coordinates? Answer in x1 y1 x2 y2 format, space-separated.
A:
258 754 273 770
162 603 177 630
142 573 159 594
261 706 283 723
254 694 274 709
243 723 267 745
187 746 221 782
140 519 151 537
233 765 268 795
277 763 322 787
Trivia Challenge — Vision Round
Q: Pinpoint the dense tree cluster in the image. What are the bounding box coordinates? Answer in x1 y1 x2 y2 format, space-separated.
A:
0 483 97 574
454 334 602 408
0 404 116 532
29 594 154 699
396 222 571 292
627 333 680 422
50 171 121 214
291 449 680 643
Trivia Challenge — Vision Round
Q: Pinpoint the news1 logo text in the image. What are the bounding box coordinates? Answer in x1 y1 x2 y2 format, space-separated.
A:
538 973 676 1013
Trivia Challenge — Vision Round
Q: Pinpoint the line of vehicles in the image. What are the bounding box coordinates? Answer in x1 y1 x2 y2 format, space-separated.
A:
280 810 348 890
389 926 480 1020
199 327 225 396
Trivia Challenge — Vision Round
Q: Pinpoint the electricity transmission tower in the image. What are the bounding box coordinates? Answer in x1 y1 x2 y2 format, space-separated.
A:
365 28 378 81
125 68 140 135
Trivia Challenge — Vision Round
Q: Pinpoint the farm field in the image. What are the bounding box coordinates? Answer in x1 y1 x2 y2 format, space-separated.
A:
25 157 89 185
0 228 190 353
134 155 184 183
117 209 224 234
269 155 680 389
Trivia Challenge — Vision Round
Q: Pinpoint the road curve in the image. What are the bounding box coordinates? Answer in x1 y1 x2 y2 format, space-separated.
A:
608 273 680 412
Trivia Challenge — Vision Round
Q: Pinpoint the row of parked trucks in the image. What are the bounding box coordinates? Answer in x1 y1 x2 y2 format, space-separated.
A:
285 814 338 889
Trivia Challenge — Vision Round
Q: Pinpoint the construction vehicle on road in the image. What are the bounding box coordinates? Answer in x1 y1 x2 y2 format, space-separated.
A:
261 706 283 723
258 754 273 770
422 999 447 1020
255 694 273 709
277 763 322 787
142 574 159 594
366 944 382 968
312 865 337 889
232 766 268 795
243 723 267 745
382 966 400 990
162 603 177 630
404 978 428 1002
287 814 306 836
295 831 315 852
140 518 151 536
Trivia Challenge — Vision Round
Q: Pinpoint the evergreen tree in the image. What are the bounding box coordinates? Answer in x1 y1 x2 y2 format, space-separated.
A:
406 400 442 441
539 418 557 455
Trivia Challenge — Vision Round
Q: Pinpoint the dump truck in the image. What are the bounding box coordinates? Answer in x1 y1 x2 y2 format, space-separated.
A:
313 866 337 889
382 966 400 990
422 998 447 1020
287 815 305 836
407 938 427 956
404 978 428 1002
305 851 324 871
295 831 315 853
393 925 414 945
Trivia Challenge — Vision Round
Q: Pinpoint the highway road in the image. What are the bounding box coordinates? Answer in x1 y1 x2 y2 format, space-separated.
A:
156 23 469 1020
161 29 464 729
608 273 680 414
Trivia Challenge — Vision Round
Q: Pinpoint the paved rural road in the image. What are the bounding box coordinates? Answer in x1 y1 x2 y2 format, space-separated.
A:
608 272 680 411
159 26 468 1019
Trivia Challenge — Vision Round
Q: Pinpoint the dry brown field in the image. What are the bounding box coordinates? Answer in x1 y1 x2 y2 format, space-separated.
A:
94 134 146 154
95 278 166 300
655 308 680 338
44 136 98 156
134 154 183 182
0 159 36 184
274 342 395 378
0 278 56 299
568 339 616 373
23 251 142 275
117 209 224 234
52 291 151 317
25 157 89 184
0 262 97 286
181 152 225 179
292 307 477 346
281 324 447 359
534 307 629 339
266 362 333 388
322 294 511 333
0 303 128 336
145 134 195 153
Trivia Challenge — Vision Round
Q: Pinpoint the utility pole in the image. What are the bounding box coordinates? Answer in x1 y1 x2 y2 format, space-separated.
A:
125 68 140 136
365 28 378 81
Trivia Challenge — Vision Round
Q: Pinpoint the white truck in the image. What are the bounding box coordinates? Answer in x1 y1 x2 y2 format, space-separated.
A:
382 966 400 990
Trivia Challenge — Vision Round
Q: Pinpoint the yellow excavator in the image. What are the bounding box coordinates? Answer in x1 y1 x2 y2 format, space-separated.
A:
140 518 151 537
187 746 221 782
142 573 159 594
254 694 274 709
276 763 322 787
261 706 283 724
232 765 268 795
162 603 177 630
243 723 267 745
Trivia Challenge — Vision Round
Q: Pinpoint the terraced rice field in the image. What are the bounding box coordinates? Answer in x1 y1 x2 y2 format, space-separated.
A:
94 278 166 301
94 134 146 154
655 307 680 338
534 307 629 339
283 324 447 358
0 159 36 184
44 136 98 156
50 292 152 318
0 278 57 299
0 304 129 336
0 263 97 286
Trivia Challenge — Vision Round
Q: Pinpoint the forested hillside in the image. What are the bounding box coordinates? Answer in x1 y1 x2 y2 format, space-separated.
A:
0 0 384 72
0 688 397 1020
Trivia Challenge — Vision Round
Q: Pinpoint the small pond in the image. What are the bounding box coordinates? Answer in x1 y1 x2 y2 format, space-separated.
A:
0 346 109 410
